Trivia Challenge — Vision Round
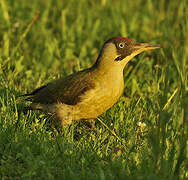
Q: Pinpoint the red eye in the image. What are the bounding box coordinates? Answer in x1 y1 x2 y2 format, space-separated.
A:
119 43 124 48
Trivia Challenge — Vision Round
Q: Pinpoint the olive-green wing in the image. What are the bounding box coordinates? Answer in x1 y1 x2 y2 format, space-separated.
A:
24 69 94 105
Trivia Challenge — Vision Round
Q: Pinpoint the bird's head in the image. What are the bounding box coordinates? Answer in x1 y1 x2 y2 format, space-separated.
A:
95 37 160 71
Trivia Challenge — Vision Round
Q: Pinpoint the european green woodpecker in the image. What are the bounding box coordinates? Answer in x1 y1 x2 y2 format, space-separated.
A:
21 37 160 127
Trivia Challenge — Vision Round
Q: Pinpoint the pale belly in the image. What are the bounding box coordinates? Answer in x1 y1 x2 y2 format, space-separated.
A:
74 81 124 120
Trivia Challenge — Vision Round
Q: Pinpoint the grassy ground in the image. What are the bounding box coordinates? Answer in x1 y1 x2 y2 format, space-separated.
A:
0 0 187 179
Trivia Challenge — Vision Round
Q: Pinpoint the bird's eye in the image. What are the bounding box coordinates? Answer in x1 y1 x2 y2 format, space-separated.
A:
119 43 124 48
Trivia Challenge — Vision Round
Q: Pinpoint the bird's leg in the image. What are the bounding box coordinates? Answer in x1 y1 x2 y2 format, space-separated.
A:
84 119 96 130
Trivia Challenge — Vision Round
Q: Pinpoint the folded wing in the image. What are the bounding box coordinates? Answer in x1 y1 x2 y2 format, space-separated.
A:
22 69 94 105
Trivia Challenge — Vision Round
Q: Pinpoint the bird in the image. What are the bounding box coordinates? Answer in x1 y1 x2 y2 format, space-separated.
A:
20 37 160 128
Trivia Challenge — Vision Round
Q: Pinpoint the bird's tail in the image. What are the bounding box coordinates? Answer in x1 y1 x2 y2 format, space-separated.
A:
16 94 33 102
16 84 48 100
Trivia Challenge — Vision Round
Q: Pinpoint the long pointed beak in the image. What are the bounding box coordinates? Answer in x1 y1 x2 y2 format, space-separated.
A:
134 43 161 51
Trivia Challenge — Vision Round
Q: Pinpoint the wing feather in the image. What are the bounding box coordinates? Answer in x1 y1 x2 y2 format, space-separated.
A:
23 69 94 105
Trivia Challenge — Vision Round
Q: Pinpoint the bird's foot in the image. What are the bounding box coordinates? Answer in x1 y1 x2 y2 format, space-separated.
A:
84 119 96 130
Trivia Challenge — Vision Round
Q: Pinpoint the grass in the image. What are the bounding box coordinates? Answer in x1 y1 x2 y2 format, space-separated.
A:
0 0 187 179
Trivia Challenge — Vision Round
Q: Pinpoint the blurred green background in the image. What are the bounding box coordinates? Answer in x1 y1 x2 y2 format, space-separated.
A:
0 0 187 179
